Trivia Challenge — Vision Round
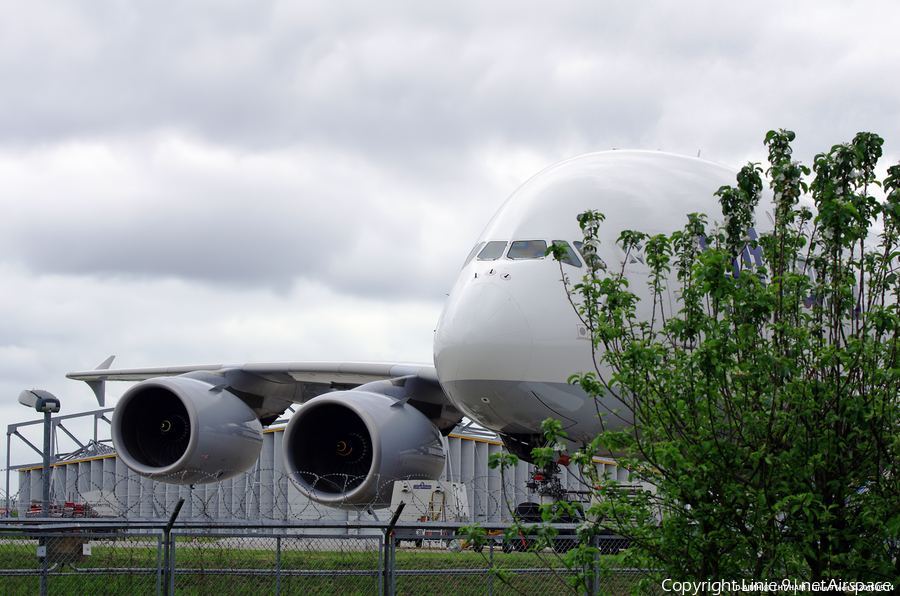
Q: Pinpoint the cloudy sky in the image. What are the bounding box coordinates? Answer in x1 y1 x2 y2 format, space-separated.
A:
3 1 900 484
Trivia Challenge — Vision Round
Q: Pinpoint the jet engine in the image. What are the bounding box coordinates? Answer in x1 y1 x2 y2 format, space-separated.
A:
282 389 445 508
111 373 264 485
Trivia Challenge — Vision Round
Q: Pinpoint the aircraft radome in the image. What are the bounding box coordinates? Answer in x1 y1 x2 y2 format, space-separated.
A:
68 150 764 509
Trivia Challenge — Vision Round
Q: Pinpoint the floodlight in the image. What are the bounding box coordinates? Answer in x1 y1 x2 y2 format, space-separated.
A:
18 389 61 413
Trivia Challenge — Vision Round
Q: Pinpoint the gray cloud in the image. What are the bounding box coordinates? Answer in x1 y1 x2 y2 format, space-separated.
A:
0 139 490 298
4 0 900 475
2 1 899 294
9 1 879 162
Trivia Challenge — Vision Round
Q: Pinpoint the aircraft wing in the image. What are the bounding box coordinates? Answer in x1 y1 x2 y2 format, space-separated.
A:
67 357 451 427
66 358 437 384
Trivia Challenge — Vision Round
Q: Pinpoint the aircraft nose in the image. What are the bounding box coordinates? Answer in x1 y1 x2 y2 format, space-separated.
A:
434 281 533 389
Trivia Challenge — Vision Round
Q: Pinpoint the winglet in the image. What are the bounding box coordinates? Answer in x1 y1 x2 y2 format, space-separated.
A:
86 355 116 408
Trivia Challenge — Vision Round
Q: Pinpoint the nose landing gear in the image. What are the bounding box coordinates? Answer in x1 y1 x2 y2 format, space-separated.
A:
506 457 583 553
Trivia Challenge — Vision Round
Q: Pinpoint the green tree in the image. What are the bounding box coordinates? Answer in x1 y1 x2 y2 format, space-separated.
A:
533 131 900 590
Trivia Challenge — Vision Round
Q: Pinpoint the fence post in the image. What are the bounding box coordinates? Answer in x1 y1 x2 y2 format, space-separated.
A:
155 535 163 596
383 501 404 596
390 531 396 596
275 536 281 596
488 539 494 596
592 534 600 596
162 497 185 596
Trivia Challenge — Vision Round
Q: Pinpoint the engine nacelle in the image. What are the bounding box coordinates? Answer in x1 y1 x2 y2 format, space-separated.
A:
282 390 445 508
111 373 264 485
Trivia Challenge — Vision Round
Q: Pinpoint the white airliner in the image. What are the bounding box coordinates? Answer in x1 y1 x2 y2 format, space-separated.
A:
68 150 758 509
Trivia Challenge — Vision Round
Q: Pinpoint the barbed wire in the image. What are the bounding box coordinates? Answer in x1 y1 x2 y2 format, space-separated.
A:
10 467 593 523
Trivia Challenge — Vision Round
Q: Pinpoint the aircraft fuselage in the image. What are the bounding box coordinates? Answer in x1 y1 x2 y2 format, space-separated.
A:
434 150 757 453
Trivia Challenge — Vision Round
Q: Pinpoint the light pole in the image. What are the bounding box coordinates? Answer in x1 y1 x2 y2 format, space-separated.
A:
17 390 60 516
18 389 60 596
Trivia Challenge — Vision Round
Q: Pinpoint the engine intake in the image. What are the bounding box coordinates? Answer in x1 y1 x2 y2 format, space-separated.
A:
283 389 445 508
112 373 263 485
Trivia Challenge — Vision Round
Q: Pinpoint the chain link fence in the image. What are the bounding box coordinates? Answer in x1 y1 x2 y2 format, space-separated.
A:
5 415 654 594
0 518 653 595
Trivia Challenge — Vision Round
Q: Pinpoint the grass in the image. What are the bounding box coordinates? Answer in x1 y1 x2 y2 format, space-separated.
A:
0 537 647 595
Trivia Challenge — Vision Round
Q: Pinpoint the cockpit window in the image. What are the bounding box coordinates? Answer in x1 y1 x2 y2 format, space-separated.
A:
552 241 582 267
463 242 486 267
477 240 508 260
573 240 606 269
507 240 548 259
